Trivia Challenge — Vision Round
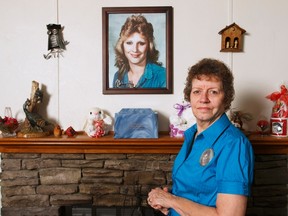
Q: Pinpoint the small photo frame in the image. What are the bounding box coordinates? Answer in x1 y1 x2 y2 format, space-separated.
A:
102 6 173 94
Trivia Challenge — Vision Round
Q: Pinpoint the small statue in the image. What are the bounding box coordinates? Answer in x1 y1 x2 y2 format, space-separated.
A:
229 109 253 130
18 81 53 137
233 38 238 48
23 99 50 131
53 124 63 137
83 107 112 138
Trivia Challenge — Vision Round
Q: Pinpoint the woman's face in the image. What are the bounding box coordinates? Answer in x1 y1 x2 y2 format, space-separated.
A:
190 75 225 127
123 32 148 66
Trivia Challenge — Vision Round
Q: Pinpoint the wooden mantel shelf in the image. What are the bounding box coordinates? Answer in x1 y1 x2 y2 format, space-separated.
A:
0 133 184 154
248 134 288 154
0 132 288 154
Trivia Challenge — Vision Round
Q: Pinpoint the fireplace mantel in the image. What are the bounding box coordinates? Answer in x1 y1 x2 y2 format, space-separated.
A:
247 134 288 154
0 132 183 154
0 132 288 154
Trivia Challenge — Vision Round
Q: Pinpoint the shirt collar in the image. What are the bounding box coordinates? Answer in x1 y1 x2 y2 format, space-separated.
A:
122 63 153 87
198 113 231 143
184 113 231 143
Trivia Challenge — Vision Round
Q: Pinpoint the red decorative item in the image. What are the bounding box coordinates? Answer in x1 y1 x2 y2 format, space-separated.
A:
266 85 288 118
92 120 105 138
266 85 288 136
256 120 269 135
65 126 77 137
0 116 19 133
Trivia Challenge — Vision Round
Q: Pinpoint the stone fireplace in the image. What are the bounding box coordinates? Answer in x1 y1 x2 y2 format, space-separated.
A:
1 153 174 216
1 134 288 216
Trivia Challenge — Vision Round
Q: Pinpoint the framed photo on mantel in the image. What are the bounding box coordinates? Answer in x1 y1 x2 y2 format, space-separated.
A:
102 6 173 94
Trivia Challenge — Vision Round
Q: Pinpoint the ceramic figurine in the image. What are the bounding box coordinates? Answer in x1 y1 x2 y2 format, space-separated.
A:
53 125 63 137
65 126 77 137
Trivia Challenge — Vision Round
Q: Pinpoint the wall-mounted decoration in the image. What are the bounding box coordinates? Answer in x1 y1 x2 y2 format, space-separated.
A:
43 24 69 60
218 22 246 52
102 6 173 94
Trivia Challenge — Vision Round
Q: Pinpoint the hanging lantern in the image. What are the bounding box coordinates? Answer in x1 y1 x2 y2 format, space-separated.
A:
43 24 69 60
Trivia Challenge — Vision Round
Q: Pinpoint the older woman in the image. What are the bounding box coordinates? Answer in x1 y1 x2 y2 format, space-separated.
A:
148 58 254 216
113 14 166 88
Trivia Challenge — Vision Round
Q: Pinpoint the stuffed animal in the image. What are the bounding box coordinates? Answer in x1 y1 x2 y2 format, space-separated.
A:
169 102 196 137
83 107 112 138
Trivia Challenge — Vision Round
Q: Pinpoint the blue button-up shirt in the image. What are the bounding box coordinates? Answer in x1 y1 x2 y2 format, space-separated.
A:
113 63 166 88
170 113 254 215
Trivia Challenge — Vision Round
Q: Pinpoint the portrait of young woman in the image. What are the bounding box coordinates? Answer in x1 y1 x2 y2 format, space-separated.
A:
102 7 173 94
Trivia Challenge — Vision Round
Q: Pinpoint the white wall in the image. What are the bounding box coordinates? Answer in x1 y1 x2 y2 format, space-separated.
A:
0 0 287 132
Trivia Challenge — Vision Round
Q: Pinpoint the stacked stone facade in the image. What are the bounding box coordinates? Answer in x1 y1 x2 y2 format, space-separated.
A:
1 153 174 216
1 153 288 216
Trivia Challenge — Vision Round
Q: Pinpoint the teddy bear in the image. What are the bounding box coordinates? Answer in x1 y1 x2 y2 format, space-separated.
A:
169 101 196 138
83 107 112 138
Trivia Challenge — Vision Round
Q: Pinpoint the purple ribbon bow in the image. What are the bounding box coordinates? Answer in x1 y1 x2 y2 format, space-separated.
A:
173 103 191 116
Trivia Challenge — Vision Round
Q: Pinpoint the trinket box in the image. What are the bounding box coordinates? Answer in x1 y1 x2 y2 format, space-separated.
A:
114 108 158 138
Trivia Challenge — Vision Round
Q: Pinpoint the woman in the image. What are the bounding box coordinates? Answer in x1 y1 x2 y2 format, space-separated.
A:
113 14 166 88
148 58 254 216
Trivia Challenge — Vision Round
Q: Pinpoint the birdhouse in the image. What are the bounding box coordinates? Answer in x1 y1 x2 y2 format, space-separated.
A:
218 23 246 52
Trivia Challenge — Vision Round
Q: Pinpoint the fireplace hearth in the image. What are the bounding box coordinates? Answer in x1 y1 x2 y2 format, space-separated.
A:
60 204 164 216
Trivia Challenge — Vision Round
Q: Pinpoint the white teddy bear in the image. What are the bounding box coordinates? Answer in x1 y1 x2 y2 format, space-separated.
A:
169 102 196 137
83 107 112 138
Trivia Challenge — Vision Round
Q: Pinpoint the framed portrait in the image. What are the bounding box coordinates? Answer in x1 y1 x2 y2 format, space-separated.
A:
102 6 173 94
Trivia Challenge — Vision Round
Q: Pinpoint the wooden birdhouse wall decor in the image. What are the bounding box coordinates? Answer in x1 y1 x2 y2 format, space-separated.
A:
218 23 246 52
